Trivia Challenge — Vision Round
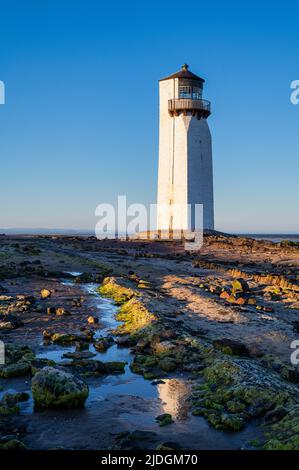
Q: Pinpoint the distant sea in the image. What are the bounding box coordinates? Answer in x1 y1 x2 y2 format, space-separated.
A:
242 234 299 243
0 229 298 244
0 228 94 236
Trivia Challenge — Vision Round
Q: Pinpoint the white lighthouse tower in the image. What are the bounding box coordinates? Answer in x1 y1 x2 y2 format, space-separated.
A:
157 64 214 233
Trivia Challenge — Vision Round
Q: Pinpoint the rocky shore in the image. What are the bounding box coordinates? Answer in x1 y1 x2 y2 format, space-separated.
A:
0 234 298 450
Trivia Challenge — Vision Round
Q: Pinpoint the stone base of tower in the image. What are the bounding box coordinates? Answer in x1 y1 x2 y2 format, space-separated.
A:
131 228 222 241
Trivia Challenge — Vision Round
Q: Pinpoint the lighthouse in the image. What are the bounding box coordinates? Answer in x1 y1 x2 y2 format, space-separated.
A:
157 64 214 233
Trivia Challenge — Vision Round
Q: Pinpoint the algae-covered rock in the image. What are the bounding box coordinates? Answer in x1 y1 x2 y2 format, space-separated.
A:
93 336 114 352
212 338 250 357
0 362 30 378
0 404 19 417
0 392 29 417
0 344 35 377
158 358 177 372
150 339 175 355
116 298 156 334
30 358 57 375
191 355 294 434
51 333 86 344
130 354 160 378
31 366 89 409
135 355 158 367
220 412 245 431
64 358 125 376
156 413 174 427
137 280 151 289
1 392 30 405
203 360 240 386
264 406 287 424
264 404 299 450
74 272 94 283
62 351 96 360
0 439 27 450
143 371 159 380
226 400 246 413
104 361 126 373
98 277 135 305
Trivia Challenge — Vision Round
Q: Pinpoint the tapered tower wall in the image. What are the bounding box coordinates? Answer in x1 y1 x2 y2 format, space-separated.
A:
157 66 214 232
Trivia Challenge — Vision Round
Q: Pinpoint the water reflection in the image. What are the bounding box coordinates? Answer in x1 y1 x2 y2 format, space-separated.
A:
157 378 190 420
36 282 191 422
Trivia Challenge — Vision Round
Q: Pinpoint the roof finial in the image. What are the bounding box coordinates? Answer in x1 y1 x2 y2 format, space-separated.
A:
182 63 189 71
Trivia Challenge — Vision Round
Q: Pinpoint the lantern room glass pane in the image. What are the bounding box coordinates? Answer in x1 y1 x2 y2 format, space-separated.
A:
179 85 202 99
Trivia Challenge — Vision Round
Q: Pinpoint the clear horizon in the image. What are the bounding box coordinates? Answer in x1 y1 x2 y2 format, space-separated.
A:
1 227 299 236
0 0 298 233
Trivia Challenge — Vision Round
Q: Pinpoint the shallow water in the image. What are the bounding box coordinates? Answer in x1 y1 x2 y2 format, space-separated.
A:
1 277 263 449
38 281 189 415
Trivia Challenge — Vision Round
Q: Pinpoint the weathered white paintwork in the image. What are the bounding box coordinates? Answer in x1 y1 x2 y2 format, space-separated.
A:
157 74 214 231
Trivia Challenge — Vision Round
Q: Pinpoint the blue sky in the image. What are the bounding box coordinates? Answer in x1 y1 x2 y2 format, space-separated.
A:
0 0 298 233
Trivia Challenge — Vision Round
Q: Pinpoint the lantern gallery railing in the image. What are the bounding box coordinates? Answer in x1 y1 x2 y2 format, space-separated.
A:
168 98 211 118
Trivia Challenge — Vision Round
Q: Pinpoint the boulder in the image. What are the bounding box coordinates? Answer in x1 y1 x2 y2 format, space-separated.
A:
219 291 242 304
0 295 12 301
43 329 53 339
40 289 51 299
55 307 71 316
155 413 174 426
115 335 133 347
87 315 99 324
0 392 28 417
220 412 245 431
137 280 151 289
156 442 182 450
93 336 114 352
150 339 174 355
46 307 56 314
66 359 125 375
158 358 177 372
62 351 96 360
1 392 29 406
0 439 27 450
16 295 35 304
51 333 86 344
212 338 250 357
31 366 89 409
0 315 24 329
0 362 31 378
30 358 56 375
74 273 94 283
75 341 89 351
105 361 126 373
231 279 250 294
220 291 231 300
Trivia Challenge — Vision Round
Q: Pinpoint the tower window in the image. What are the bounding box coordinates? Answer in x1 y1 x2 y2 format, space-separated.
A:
179 86 202 100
